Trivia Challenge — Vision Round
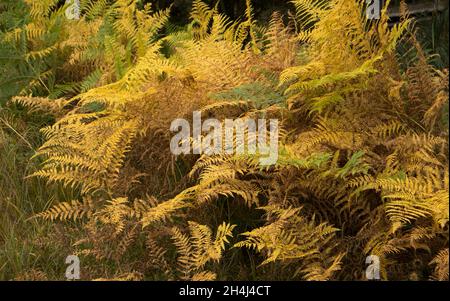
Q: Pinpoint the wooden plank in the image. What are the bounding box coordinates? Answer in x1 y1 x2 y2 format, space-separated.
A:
388 0 448 17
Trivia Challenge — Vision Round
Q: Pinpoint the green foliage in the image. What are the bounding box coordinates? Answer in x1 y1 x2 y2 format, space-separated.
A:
0 0 448 281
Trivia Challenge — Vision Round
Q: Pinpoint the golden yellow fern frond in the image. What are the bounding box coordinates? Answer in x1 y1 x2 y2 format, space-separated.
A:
235 206 339 268
141 197 190 229
430 249 449 281
171 221 235 279
191 271 217 281
94 197 133 234
11 96 67 116
36 198 95 222
33 114 138 194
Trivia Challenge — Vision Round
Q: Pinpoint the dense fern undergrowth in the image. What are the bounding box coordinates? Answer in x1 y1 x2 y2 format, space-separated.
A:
0 0 448 281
